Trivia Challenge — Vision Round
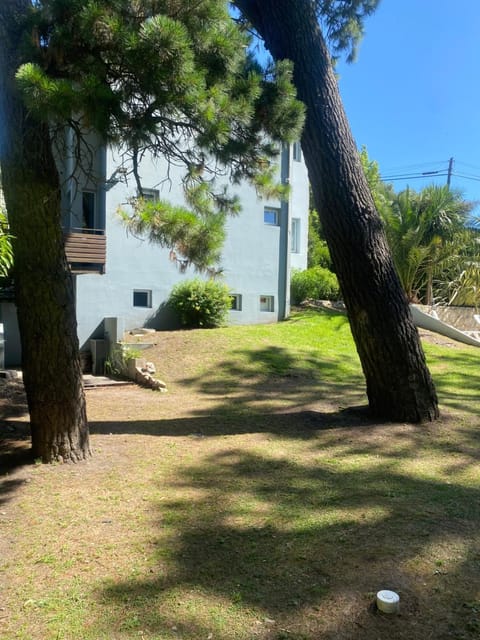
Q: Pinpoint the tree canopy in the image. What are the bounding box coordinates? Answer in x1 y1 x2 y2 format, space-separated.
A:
0 0 305 461
17 0 303 181
13 0 305 270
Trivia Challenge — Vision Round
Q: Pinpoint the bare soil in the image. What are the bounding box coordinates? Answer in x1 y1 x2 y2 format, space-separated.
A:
0 328 478 640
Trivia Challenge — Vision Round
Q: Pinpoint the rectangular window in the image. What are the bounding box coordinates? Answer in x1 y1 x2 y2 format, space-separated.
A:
264 207 280 225
230 294 242 311
293 141 302 162
82 191 96 230
291 218 301 253
133 290 152 308
260 295 274 312
140 188 159 202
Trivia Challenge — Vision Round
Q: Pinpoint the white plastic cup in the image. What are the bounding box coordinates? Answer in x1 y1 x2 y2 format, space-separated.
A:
376 590 400 613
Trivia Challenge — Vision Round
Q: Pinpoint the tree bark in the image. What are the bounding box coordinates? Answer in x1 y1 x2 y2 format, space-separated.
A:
236 0 439 422
0 0 90 461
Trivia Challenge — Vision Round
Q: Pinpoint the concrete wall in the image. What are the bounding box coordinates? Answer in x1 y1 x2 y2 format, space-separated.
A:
414 305 480 332
75 144 309 347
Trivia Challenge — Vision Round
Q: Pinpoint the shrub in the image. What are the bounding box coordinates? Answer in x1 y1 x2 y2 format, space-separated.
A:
168 278 232 328
290 266 340 305
308 237 332 269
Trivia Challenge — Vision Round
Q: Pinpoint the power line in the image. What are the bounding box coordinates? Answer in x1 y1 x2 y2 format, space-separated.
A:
380 173 448 182
381 160 448 173
379 158 480 191
455 160 480 173
381 169 445 180
452 172 480 183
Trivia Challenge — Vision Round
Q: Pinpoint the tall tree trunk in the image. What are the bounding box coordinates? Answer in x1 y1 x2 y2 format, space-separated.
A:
236 0 439 422
0 0 90 462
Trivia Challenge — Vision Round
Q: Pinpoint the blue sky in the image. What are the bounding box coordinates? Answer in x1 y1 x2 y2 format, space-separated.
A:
336 0 480 216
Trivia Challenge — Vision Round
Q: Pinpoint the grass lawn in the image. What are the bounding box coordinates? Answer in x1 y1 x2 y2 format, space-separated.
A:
1 308 479 640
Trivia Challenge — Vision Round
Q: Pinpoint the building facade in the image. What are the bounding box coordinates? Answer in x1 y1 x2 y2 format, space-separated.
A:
1 141 309 367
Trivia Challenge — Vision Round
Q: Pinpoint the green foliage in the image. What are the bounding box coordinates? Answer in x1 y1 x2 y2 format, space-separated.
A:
290 267 340 305
359 148 476 305
315 0 381 62
17 0 304 179
236 0 381 64
120 180 234 272
381 185 473 303
442 227 480 309
307 207 332 268
14 1 305 269
359 145 394 216
448 262 480 309
0 210 13 277
168 278 232 328
104 344 143 378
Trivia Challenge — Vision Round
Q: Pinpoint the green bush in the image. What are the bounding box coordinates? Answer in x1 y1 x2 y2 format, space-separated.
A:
168 278 232 328
290 266 340 305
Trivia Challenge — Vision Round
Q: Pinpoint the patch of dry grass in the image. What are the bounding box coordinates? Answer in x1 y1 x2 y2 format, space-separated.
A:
1 309 479 640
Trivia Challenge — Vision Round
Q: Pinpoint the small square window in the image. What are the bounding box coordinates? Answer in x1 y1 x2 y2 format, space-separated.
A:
264 207 279 225
230 294 242 311
293 141 302 162
140 188 159 202
133 289 152 308
260 295 274 312
291 218 301 253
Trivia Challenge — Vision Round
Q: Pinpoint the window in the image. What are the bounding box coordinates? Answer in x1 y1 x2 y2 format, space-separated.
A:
140 188 159 202
260 295 274 312
264 207 280 225
293 141 302 162
230 294 242 311
82 191 96 229
133 289 152 308
291 218 301 253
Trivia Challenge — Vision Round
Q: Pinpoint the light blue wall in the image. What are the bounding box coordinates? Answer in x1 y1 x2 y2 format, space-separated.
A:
74 145 309 347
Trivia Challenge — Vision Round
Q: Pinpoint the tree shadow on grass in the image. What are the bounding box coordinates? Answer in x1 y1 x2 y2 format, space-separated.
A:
89 406 378 439
0 426 33 506
425 346 480 416
98 426 480 640
0 376 33 477
169 340 478 419
175 343 365 417
0 422 33 477
0 377 28 421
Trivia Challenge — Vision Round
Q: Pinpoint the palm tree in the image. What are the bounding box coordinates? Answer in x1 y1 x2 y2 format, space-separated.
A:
381 185 473 304
446 224 480 310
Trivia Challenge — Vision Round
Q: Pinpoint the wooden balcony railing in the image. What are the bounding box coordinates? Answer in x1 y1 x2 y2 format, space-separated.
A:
64 229 106 273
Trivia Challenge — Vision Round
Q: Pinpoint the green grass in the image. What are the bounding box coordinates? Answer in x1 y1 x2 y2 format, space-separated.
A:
1 308 480 640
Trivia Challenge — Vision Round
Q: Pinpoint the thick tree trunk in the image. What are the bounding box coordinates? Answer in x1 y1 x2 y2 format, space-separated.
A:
0 1 90 461
237 0 439 421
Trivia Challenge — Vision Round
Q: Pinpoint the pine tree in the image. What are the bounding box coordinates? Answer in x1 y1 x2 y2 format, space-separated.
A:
235 0 439 421
0 0 304 462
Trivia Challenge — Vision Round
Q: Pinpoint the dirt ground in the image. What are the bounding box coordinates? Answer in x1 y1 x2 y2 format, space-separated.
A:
0 329 462 472
0 326 462 418
0 328 478 640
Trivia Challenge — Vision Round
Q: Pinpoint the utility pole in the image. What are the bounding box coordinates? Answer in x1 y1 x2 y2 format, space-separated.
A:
447 157 454 188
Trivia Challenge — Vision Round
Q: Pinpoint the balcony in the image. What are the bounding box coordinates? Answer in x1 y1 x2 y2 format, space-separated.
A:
64 228 106 274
